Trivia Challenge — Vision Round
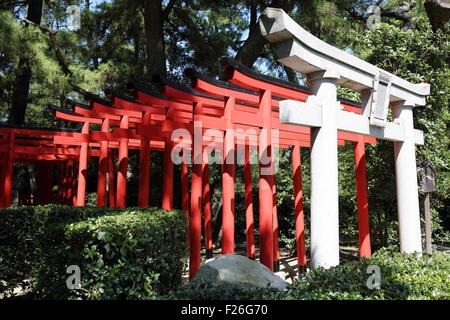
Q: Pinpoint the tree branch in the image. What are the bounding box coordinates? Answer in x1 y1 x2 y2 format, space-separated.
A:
235 0 295 67
162 0 177 21
381 0 416 22
344 0 418 29
345 7 367 22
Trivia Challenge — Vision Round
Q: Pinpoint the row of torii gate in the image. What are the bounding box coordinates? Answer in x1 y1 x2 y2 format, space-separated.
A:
0 9 428 280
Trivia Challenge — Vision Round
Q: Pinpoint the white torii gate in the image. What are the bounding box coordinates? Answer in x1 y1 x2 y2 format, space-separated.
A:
259 8 430 269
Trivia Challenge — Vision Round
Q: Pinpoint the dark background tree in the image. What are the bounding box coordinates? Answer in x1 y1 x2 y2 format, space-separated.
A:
424 0 450 30
9 0 43 125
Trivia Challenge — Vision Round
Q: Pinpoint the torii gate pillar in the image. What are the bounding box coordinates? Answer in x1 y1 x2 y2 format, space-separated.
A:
392 102 422 253
308 70 340 269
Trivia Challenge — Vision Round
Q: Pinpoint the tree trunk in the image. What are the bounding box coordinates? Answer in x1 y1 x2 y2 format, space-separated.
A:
235 5 266 67
235 0 295 68
210 178 223 245
424 0 450 31
27 164 37 195
9 0 43 125
384 196 395 248
134 27 140 62
143 0 166 78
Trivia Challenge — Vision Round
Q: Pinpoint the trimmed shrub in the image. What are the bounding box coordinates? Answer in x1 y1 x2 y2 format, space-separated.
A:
64 209 187 299
285 247 449 300
168 247 449 300
166 282 285 300
0 205 118 298
0 205 188 299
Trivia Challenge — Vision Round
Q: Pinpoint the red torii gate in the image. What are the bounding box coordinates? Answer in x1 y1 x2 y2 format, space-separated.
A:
182 58 374 275
0 57 375 280
50 97 158 208
148 59 374 276
150 73 311 276
0 125 89 207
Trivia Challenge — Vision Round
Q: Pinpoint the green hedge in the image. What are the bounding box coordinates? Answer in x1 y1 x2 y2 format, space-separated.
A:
168 247 449 300
286 247 449 300
0 205 188 299
0 205 116 298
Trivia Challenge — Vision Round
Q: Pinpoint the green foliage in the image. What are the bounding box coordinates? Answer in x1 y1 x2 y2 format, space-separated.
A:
166 0 249 79
0 5 137 125
168 247 450 300
288 247 449 299
0 205 188 299
64 208 187 299
166 281 285 300
0 205 114 297
355 18 450 243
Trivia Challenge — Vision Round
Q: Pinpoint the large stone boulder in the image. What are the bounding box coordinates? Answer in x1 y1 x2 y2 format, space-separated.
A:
189 254 287 290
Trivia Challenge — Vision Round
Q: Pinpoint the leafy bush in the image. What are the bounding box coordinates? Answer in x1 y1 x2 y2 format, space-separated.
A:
84 192 98 207
286 247 449 300
168 247 449 300
166 281 285 300
355 18 450 245
303 248 448 299
0 205 188 299
64 209 187 299
0 205 118 297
